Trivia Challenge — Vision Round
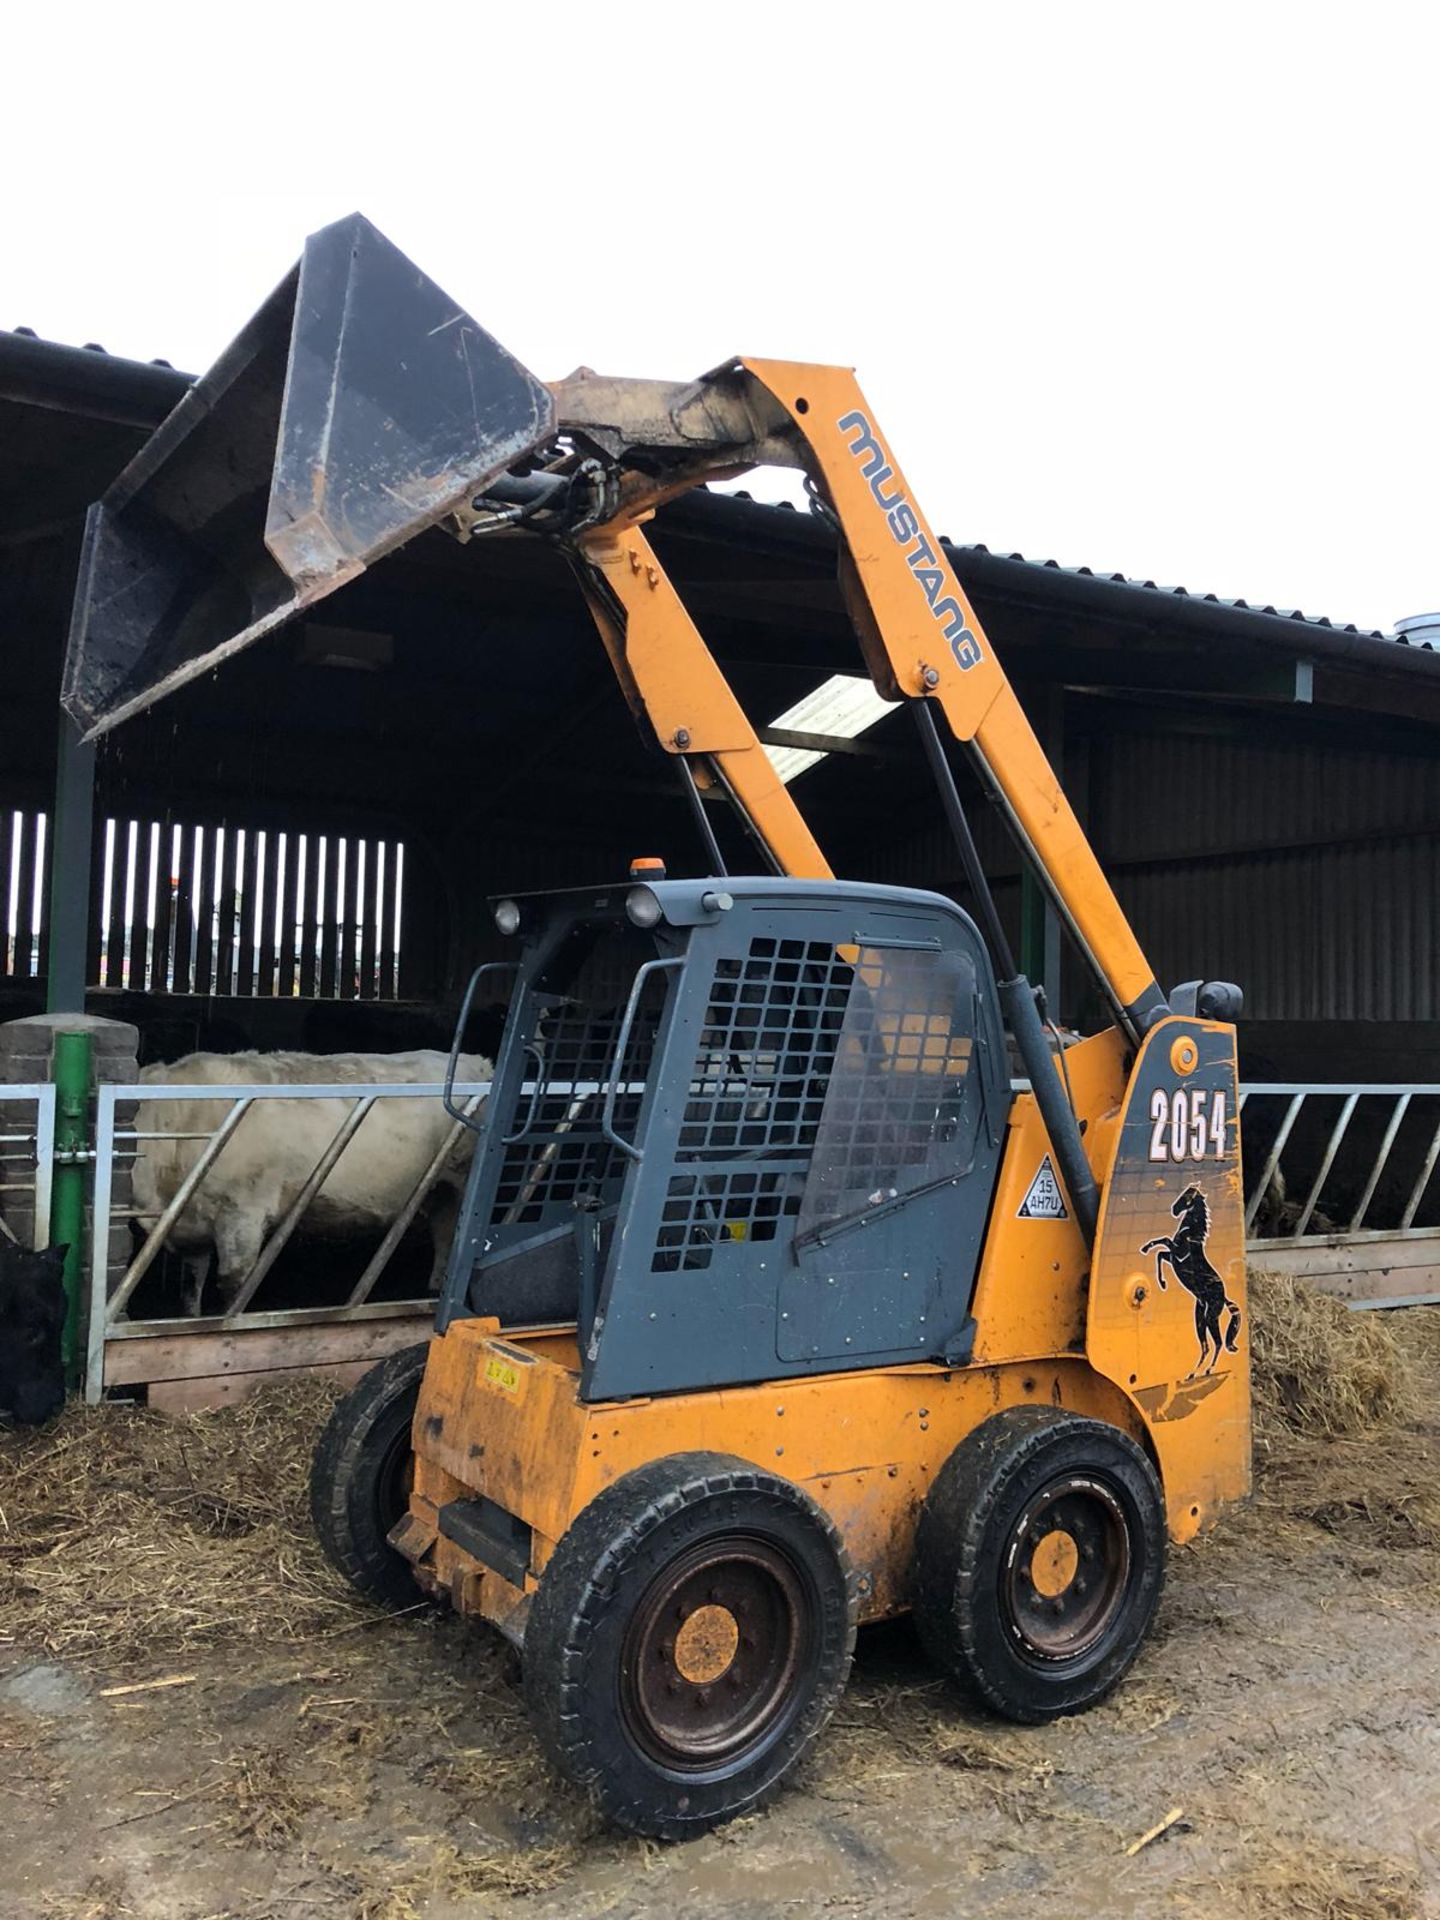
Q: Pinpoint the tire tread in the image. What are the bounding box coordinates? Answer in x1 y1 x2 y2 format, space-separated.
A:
914 1408 1165 1724
525 1452 857 1839
309 1342 430 1610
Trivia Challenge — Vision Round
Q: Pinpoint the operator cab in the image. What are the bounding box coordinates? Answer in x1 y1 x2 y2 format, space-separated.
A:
440 873 1011 1401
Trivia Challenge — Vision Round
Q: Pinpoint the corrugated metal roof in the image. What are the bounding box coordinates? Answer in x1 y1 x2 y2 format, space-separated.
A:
958 544 1397 643
3 326 1426 654
726 489 1399 645
5 324 178 370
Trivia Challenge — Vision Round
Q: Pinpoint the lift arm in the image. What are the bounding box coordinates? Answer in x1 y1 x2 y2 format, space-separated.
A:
553 360 1166 1044
568 520 832 884
60 213 1161 1045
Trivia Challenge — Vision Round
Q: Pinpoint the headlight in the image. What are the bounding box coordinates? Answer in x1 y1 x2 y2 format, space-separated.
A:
494 899 521 936
626 886 663 929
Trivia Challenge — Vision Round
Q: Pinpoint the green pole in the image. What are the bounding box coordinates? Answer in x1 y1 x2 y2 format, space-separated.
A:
50 1030 92 1392
1019 864 1046 983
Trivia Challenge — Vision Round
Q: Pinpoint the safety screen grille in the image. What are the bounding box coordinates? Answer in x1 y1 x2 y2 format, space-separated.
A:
678 937 853 1157
653 934 853 1272
653 1170 801 1272
797 944 978 1243
489 933 664 1231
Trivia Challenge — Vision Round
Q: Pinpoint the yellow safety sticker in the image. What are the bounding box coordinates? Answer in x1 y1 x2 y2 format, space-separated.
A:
484 1356 520 1394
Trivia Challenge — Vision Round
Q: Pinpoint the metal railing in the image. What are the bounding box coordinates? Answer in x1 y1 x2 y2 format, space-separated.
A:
86 1079 491 1402
1241 1083 1440 1245
78 1073 1440 1401
0 1084 56 1250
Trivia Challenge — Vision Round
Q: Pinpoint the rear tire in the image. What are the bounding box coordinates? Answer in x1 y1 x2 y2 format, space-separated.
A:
309 1342 430 1610
524 1453 857 1838
913 1407 1165 1723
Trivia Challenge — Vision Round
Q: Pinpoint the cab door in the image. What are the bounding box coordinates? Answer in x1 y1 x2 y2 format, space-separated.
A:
777 933 1003 1365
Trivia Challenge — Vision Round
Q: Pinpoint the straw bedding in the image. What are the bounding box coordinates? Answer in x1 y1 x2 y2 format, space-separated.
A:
0 1378 367 1664
1 1279 1434 1668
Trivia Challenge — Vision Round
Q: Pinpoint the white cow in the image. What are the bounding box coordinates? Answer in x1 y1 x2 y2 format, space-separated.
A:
131 1050 492 1313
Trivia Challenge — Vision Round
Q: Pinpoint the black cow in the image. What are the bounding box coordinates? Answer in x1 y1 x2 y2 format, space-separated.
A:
0 1242 68 1425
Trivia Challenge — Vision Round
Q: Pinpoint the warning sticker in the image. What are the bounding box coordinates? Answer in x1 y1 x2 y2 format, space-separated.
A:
1017 1156 1068 1220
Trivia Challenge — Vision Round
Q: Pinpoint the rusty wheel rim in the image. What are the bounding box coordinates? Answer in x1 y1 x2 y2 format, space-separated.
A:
620 1536 810 1771
1002 1475 1131 1664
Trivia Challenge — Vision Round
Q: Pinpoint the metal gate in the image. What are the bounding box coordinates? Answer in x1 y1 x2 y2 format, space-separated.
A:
86 1077 489 1403
0 1084 56 1250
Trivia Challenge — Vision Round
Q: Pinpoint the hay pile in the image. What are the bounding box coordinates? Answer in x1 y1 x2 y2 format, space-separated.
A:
0 1277 1433 1675
1247 1270 1421 1440
1241 1274 1440 1570
0 1380 369 1666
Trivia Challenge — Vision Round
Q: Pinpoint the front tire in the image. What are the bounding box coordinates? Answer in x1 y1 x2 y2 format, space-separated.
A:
913 1407 1165 1723
524 1453 857 1838
309 1342 430 1609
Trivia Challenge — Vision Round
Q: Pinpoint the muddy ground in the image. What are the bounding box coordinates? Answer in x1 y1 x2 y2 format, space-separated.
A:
2 1305 1437 1920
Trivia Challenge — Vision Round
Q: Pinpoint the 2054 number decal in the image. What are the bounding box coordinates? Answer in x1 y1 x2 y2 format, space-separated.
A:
1149 1087 1228 1163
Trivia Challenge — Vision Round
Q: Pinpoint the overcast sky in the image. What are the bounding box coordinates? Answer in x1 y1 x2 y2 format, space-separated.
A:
7 5 1434 634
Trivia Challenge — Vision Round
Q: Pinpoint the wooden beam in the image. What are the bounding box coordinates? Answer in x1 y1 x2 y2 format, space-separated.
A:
103 1311 432 1388
1249 1230 1440 1308
148 1357 380 1412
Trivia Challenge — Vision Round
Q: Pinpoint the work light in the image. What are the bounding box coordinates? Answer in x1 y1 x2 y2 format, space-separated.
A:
625 887 663 928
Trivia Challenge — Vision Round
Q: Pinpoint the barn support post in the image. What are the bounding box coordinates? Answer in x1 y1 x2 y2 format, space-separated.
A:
46 714 96 1015
0 1012 139 1393
50 1030 91 1385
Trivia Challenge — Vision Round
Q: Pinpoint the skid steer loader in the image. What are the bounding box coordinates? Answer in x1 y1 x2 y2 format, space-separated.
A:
67 215 1250 1839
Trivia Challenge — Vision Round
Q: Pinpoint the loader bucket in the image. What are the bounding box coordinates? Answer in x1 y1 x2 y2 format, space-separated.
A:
63 212 556 738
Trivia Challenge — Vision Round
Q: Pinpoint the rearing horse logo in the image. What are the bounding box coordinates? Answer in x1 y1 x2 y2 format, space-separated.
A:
1141 1184 1242 1378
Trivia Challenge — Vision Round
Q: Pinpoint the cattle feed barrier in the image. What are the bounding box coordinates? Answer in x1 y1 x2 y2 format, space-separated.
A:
1239 1083 1440 1310
86 1079 493 1405
60 1077 1440 1407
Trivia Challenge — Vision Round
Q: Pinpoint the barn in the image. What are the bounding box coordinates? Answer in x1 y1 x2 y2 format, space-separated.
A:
4 320 1440 1403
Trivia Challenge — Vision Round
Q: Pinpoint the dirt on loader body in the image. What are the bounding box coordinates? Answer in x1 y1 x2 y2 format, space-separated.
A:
2 1284 1437 1920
